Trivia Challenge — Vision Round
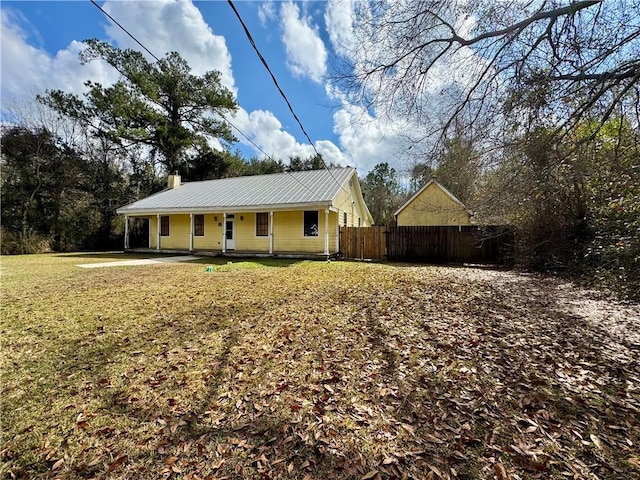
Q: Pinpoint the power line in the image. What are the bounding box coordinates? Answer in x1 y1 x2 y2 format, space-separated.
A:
90 0 159 62
88 0 323 200
226 0 353 199
220 114 322 198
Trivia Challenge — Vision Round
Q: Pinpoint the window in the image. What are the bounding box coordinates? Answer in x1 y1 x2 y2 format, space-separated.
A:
358 217 361 227
194 215 204 236
304 210 318 237
160 216 169 236
343 212 348 226
256 212 268 236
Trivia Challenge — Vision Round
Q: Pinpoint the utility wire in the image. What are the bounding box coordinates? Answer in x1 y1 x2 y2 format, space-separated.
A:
88 0 323 200
226 0 354 199
90 0 160 62
220 114 322 198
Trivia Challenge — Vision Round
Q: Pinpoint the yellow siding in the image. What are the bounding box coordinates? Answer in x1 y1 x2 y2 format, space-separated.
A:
273 210 326 253
160 214 191 249
147 211 336 253
231 212 267 251
329 211 339 251
331 178 372 227
147 214 223 250
193 214 223 251
149 216 157 248
397 183 471 226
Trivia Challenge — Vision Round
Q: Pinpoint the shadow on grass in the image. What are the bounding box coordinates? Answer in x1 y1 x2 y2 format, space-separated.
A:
189 257 302 268
59 252 303 269
358 269 639 478
374 259 515 271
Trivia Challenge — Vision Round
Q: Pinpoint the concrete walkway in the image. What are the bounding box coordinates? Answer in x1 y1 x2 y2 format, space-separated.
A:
77 255 203 269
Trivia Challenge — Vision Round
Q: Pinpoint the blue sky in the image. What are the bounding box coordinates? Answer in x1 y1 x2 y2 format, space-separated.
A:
1 0 419 174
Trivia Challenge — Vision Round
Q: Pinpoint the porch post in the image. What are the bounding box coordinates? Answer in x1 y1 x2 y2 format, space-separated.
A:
222 212 227 254
324 208 329 256
269 211 274 254
156 214 161 251
124 215 129 250
335 212 340 252
189 214 194 252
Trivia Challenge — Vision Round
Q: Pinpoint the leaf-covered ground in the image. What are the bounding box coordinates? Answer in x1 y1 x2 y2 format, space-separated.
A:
1 253 638 479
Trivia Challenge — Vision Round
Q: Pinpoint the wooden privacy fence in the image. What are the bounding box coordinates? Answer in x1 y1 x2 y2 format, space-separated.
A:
339 226 387 260
339 225 514 264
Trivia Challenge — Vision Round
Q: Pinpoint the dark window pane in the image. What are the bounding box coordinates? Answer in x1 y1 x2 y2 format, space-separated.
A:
161 216 169 236
194 215 204 236
226 220 233 240
256 212 268 236
304 211 318 237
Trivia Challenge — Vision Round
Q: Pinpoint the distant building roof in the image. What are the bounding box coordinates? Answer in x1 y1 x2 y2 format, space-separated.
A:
117 167 357 215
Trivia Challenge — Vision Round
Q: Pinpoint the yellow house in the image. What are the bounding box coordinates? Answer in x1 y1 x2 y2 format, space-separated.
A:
395 179 472 226
116 167 373 257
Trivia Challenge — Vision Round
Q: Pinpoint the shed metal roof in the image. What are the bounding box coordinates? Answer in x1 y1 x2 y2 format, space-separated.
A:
117 167 356 215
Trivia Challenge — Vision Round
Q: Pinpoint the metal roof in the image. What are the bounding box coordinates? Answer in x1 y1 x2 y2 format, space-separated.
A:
117 167 356 214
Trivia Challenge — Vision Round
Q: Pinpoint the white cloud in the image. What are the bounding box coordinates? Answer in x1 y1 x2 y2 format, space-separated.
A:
102 0 236 94
0 9 118 102
321 0 494 175
324 0 357 59
232 108 349 165
258 1 276 26
280 1 327 83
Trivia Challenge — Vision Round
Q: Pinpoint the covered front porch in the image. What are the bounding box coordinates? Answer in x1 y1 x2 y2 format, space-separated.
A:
122 209 341 257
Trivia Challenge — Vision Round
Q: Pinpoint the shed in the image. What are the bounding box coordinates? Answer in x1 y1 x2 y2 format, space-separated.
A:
395 179 472 226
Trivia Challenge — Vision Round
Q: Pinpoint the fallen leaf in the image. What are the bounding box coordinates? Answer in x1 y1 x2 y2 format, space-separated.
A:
106 454 128 473
424 433 445 444
362 470 379 479
628 457 640 470
494 462 509 480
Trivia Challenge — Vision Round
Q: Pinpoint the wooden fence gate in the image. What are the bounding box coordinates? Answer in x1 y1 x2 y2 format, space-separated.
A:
339 225 514 264
339 226 387 260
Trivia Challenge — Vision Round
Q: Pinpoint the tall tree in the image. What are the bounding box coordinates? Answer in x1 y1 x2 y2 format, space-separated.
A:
360 162 402 225
1 126 94 250
287 154 329 171
39 39 238 175
408 162 433 194
433 134 481 204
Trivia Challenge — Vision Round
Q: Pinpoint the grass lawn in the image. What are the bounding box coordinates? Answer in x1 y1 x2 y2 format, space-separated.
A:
1 253 638 479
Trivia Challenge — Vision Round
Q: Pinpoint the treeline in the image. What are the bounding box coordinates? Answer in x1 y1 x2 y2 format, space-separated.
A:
360 119 639 301
0 121 328 253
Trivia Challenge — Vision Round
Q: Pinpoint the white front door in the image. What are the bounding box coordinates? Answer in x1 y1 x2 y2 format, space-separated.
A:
225 217 235 250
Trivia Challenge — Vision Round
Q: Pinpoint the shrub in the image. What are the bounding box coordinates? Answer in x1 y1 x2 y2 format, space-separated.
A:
0 229 52 255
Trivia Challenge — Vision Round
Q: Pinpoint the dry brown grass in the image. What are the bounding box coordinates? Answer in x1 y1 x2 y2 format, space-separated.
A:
1 253 639 479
